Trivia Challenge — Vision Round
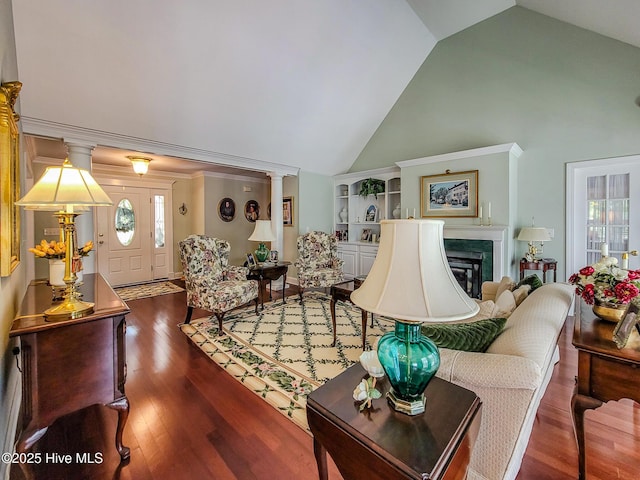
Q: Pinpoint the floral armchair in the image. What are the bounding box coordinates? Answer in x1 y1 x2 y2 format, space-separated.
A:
179 235 258 334
294 231 344 301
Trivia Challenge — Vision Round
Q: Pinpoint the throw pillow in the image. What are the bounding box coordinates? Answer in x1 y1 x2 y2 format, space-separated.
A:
492 289 517 318
495 276 516 299
515 274 543 292
421 317 507 352
512 284 531 306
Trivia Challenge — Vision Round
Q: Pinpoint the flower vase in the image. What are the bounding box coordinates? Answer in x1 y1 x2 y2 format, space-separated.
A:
48 259 66 287
592 300 628 323
339 208 348 223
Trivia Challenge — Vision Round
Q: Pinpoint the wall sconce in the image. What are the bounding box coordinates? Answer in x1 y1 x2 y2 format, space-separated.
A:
127 155 152 176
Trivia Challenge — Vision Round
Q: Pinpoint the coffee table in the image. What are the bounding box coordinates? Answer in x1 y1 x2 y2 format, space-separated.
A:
307 363 482 480
330 278 368 349
247 261 291 310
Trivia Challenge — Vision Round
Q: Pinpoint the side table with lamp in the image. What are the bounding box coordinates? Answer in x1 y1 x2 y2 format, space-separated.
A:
307 219 482 479
12 159 132 480
517 222 555 282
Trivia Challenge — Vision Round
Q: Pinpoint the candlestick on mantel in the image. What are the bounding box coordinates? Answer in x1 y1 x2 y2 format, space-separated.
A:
479 206 483 219
406 208 409 219
413 208 416 218
487 202 491 218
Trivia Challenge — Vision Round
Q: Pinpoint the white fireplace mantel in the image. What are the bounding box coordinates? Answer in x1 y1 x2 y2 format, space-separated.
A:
444 225 508 281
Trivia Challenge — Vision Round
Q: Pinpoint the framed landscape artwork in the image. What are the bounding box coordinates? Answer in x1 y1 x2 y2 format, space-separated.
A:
421 170 478 218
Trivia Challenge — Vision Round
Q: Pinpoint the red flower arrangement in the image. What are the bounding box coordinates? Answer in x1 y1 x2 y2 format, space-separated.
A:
569 257 640 306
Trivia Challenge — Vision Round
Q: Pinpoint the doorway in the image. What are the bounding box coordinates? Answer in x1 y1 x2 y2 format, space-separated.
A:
566 155 640 276
96 184 173 286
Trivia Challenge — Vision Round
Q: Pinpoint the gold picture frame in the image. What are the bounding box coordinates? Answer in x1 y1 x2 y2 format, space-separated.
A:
420 169 478 218
283 196 294 227
0 81 22 276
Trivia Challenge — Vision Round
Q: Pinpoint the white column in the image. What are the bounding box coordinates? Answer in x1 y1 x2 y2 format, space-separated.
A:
268 172 284 258
64 140 97 273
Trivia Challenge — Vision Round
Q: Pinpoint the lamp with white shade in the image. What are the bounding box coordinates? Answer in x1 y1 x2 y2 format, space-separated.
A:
350 219 479 415
248 220 276 262
517 226 551 261
16 159 112 320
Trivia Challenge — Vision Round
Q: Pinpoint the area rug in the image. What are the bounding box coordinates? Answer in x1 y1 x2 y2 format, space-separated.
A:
114 281 184 302
179 291 391 431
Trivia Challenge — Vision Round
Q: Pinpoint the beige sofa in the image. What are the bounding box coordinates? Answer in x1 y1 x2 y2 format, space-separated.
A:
435 281 574 480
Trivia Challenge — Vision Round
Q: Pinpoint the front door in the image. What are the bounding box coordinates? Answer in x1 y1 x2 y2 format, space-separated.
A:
96 185 172 286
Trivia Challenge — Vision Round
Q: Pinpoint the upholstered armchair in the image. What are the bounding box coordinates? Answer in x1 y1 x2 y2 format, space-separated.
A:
179 235 259 334
294 231 344 301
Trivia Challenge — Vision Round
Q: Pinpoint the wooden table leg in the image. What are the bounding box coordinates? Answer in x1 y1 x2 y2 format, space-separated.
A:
313 436 329 480
282 274 287 304
16 425 48 480
106 396 131 461
330 296 337 347
571 386 602 480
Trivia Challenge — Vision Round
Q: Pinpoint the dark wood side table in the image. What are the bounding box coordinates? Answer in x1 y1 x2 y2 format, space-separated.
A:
571 298 640 480
307 364 482 480
520 257 557 283
330 278 368 349
247 261 291 309
10 274 130 480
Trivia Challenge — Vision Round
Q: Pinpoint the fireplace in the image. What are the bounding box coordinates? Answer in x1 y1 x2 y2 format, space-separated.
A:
447 250 483 299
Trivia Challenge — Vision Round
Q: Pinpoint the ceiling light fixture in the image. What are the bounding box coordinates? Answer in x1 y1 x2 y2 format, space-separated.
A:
127 155 152 176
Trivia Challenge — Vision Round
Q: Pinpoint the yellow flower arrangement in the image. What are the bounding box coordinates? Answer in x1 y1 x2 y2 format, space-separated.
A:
78 240 94 257
29 240 66 259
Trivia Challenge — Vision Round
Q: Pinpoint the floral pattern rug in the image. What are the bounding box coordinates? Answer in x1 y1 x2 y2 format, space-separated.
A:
114 281 184 302
179 291 390 431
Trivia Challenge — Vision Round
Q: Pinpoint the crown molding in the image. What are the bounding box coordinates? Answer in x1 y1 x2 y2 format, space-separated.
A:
21 117 300 177
395 143 523 168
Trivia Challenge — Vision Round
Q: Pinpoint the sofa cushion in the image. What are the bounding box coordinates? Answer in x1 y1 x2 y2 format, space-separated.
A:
422 317 507 352
515 274 543 292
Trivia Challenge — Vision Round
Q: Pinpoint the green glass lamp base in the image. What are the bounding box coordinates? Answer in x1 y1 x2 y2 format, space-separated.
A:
254 243 270 262
386 389 426 415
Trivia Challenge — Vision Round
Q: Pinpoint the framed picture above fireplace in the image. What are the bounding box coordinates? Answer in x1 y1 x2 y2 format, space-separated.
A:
421 170 478 218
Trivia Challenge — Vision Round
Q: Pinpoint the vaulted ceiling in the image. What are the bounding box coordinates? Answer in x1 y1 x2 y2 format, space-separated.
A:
12 0 640 177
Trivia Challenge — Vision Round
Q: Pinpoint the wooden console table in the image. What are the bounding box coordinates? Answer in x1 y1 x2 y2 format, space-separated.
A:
520 257 557 283
10 274 130 480
571 298 640 479
307 364 482 480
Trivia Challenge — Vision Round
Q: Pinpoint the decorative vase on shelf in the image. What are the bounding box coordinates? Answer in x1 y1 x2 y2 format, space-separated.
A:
392 204 401 219
48 258 65 287
592 300 629 323
339 208 348 223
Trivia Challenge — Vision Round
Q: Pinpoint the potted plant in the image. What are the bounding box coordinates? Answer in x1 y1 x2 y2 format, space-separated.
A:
359 178 385 198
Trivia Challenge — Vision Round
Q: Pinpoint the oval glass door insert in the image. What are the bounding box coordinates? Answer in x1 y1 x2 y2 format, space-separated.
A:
115 198 135 246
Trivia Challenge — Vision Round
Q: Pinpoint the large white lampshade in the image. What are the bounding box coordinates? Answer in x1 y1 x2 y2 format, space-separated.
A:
517 227 551 243
350 219 478 415
351 219 479 323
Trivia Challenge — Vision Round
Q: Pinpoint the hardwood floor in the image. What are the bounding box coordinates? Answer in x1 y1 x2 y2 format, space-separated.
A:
10 283 640 480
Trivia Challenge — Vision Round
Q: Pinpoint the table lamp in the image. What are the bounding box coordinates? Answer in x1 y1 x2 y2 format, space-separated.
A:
517 226 550 261
351 219 478 415
248 220 276 262
16 158 112 320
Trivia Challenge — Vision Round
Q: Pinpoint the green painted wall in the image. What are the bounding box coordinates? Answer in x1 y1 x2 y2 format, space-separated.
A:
297 170 334 235
351 6 640 280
